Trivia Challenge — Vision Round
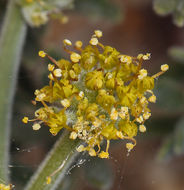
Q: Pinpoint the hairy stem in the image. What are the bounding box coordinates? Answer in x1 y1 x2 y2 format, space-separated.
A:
0 0 27 182
24 131 81 190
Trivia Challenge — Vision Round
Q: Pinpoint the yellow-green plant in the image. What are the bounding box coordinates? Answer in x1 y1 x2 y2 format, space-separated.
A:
23 30 169 161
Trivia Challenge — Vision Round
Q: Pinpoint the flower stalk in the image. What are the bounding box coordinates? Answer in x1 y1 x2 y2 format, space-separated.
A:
24 131 81 190
0 0 27 182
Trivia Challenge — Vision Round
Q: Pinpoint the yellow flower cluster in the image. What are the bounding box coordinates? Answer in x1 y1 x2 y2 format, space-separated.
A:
0 183 12 190
23 30 168 158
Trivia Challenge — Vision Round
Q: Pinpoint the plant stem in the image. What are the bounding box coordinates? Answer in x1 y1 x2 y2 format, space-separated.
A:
24 131 81 190
0 0 27 182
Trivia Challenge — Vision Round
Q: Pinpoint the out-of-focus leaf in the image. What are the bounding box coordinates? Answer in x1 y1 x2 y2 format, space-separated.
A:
154 78 184 111
168 46 184 63
157 135 174 162
75 0 122 21
153 0 184 27
153 0 176 15
20 0 73 27
84 157 113 190
173 0 184 27
173 117 184 155
157 117 184 161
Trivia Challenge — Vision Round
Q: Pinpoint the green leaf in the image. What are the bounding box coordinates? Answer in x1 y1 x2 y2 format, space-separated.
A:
154 78 184 112
173 117 184 155
153 0 177 15
157 117 184 161
75 0 122 21
168 46 184 63
84 157 113 190
173 1 184 27
157 135 174 162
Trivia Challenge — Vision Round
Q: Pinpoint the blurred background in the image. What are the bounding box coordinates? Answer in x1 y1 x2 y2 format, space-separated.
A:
1 0 184 189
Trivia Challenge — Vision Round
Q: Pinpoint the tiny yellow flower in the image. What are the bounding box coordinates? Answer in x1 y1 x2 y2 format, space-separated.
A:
116 131 124 139
138 69 147 79
70 131 78 140
161 64 169 72
32 123 41 130
143 112 151 120
98 151 109 159
75 41 83 48
137 53 143 60
94 30 103 38
89 149 96 156
143 53 151 60
48 64 55 72
139 125 146 132
53 69 62 77
136 116 144 123
63 39 72 46
70 53 81 63
148 95 156 103
90 37 98 46
126 143 134 151
48 73 54 80
110 108 118 120
22 117 29 123
61 99 70 108
38 50 46 58
79 91 84 98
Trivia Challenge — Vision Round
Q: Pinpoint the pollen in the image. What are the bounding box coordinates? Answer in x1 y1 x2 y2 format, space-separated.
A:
142 53 151 60
116 131 124 139
53 69 62 77
148 95 156 103
79 91 84 98
98 151 109 159
61 99 70 108
48 64 55 71
126 143 134 151
48 73 54 80
110 108 118 120
89 149 96 156
90 37 98 46
143 112 151 120
70 131 78 140
22 117 29 123
63 39 72 46
75 41 83 48
94 30 103 38
38 50 46 58
139 125 146 132
32 123 41 130
70 53 81 63
161 64 169 72
138 69 147 79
